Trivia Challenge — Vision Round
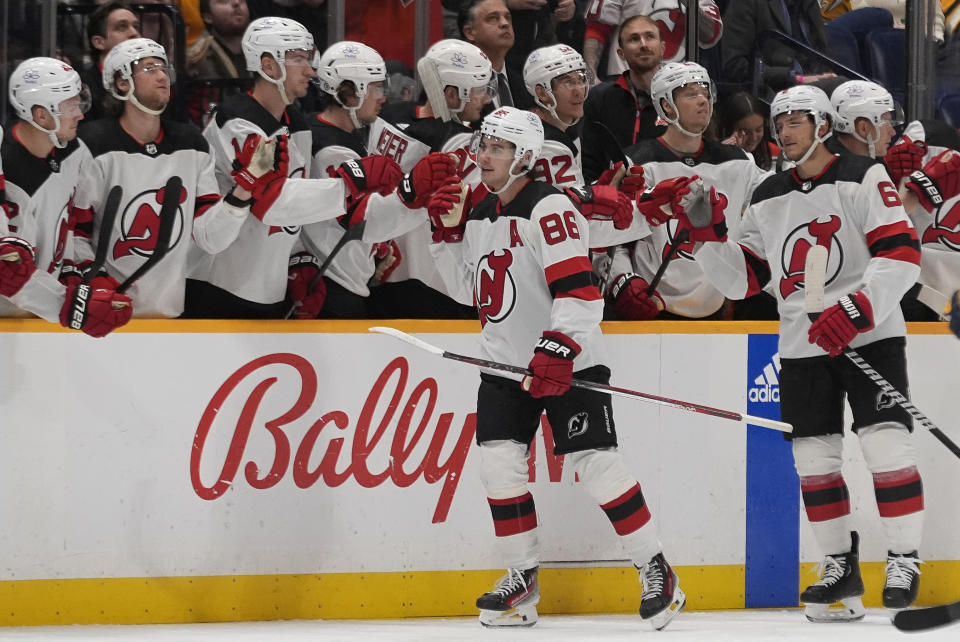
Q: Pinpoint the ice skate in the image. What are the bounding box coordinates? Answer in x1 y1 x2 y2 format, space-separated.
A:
801 531 866 622
883 551 922 610
476 566 539 627
637 552 685 631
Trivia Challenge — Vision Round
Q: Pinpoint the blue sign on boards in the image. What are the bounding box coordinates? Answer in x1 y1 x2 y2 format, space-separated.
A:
745 333 799 607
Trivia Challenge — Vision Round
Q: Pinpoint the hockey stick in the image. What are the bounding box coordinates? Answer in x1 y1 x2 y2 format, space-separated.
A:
804 246 960 459
592 122 631 297
115 176 181 297
906 281 950 321
284 204 368 319
370 325 793 432
84 185 123 284
893 598 960 632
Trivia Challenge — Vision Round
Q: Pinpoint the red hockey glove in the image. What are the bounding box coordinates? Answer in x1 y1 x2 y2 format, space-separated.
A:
370 240 402 285
522 331 581 398
636 175 700 226
620 164 647 199
676 186 729 243
904 149 960 212
286 252 326 319
336 155 404 204
565 184 633 230
60 284 133 338
231 133 288 192
610 273 664 320
594 161 627 187
0 236 37 297
397 152 458 209
808 291 875 357
884 137 926 186
427 180 469 242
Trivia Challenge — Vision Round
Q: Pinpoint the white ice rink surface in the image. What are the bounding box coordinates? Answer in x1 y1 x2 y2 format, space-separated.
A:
0 610 957 641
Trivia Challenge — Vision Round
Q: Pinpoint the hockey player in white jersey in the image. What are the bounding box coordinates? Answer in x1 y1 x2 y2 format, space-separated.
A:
624 61 769 320
831 80 960 319
686 85 925 619
1 59 132 337
73 37 269 318
298 41 457 318
427 107 684 631
584 0 722 83
187 18 406 318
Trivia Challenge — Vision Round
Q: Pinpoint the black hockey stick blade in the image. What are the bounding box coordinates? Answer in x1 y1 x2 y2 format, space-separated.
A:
893 599 960 632
906 281 950 321
369 326 793 432
116 176 181 294
592 121 631 166
83 185 123 284
805 246 960 459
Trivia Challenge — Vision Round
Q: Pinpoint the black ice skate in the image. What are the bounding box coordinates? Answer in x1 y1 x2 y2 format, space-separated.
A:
883 551 922 610
476 566 539 627
801 531 866 622
637 552 685 630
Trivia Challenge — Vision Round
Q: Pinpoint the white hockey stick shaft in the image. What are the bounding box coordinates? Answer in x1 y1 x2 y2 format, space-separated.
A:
370 326 793 432
804 247 960 459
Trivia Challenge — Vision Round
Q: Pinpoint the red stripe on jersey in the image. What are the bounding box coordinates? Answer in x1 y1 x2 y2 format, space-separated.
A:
866 221 921 265
69 204 94 239
600 484 652 536
194 194 221 218
488 492 538 537
545 256 593 285
801 474 851 522
873 468 924 517
742 245 771 297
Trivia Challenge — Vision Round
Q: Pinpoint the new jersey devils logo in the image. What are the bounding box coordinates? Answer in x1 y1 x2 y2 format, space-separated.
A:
49 200 71 273
921 200 960 251
779 215 843 299
113 184 186 260
476 250 516 327
651 3 686 60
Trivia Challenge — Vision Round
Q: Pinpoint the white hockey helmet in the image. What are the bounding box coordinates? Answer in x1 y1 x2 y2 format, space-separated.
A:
830 80 904 157
523 44 587 127
102 37 172 116
472 107 544 194
417 39 494 123
651 61 715 137
242 17 315 105
770 85 834 165
314 41 386 129
8 57 88 148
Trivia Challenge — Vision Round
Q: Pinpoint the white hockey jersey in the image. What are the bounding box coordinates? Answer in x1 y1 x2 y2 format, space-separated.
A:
190 94 348 305
302 115 426 298
696 154 921 358
586 0 723 75
73 118 247 318
430 180 608 371
0 125 85 320
626 137 770 317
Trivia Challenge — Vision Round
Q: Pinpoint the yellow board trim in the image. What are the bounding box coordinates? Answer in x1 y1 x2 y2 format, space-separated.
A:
0 318 951 335
0 565 743 626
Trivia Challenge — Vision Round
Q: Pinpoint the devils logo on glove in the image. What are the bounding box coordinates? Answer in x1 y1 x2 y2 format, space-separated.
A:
113 185 186 260
476 250 516 327
779 216 842 300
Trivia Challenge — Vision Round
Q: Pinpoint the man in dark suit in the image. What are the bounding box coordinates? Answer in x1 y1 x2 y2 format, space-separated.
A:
459 0 534 110
722 0 835 94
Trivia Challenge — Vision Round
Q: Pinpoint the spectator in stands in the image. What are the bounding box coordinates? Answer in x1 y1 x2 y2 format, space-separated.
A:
722 0 836 95
82 2 142 121
503 0 577 71
717 91 781 171
580 14 666 183
459 0 534 109
187 0 252 79
584 1 722 86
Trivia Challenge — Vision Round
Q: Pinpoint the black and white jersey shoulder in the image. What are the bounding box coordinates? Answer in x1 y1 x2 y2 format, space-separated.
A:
627 137 771 317
432 179 607 371
532 120 583 188
367 115 432 173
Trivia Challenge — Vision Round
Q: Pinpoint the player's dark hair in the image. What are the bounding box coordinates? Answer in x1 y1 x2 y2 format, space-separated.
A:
718 91 774 171
87 2 135 55
617 14 661 48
